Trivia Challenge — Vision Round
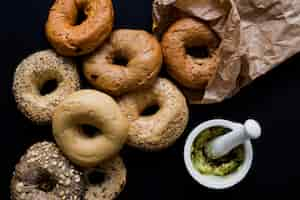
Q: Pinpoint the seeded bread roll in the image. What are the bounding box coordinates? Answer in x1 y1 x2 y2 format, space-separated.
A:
118 78 189 151
13 50 80 124
10 142 85 200
84 156 126 200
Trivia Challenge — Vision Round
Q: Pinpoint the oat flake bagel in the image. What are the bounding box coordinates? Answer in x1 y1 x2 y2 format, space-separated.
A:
118 78 189 151
10 142 85 200
83 29 162 96
53 89 129 168
46 0 114 56
13 50 80 124
84 156 126 200
161 18 220 89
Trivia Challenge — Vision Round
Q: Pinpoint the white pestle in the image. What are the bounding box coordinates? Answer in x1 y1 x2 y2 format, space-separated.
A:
205 119 261 160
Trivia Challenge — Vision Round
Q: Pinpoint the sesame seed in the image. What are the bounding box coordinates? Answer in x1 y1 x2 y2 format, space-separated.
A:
16 182 24 192
65 179 71 186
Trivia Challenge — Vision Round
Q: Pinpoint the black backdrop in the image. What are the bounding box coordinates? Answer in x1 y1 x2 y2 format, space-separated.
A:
1 0 300 199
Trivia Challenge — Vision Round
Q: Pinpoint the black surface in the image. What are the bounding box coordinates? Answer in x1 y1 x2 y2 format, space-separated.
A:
1 0 300 199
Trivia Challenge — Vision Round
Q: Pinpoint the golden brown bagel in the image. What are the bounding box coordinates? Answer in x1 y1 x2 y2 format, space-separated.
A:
118 78 189 151
52 90 128 168
161 18 220 89
83 29 162 96
46 0 114 56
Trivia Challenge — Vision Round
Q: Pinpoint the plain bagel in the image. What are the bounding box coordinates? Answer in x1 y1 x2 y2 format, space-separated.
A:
161 18 220 89
52 90 128 168
83 29 162 96
46 0 114 56
13 50 80 124
118 78 189 151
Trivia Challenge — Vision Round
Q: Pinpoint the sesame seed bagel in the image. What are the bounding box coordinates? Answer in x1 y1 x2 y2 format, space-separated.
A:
45 0 114 56
84 156 126 200
83 29 162 96
10 142 85 200
161 18 220 89
118 78 189 151
13 50 80 124
52 90 129 168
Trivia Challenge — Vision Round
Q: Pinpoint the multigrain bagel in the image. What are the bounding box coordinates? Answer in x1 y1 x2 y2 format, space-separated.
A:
83 29 162 96
10 142 85 200
84 156 126 200
46 0 114 56
118 78 189 151
52 90 128 168
13 50 80 124
161 18 220 89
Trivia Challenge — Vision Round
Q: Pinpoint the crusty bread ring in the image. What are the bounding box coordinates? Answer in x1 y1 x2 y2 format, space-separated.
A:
118 78 189 151
13 50 80 124
83 29 162 96
84 156 126 200
46 0 114 56
52 90 128 168
161 18 220 89
10 142 85 200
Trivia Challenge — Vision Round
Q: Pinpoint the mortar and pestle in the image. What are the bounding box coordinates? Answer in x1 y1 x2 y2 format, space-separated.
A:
184 119 261 189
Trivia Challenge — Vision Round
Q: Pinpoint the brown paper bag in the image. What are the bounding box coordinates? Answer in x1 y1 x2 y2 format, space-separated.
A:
153 0 300 104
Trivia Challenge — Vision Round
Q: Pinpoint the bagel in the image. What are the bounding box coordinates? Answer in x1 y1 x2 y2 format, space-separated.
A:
52 89 128 167
84 156 126 200
118 78 189 151
161 18 220 89
13 50 80 124
46 0 114 56
83 29 162 96
10 142 85 200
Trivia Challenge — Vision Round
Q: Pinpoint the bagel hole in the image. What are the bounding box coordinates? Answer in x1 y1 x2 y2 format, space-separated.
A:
141 104 160 116
86 170 105 185
81 124 101 138
186 46 210 59
75 8 87 25
37 173 56 192
40 79 58 95
90 74 99 80
113 55 129 66
75 47 83 53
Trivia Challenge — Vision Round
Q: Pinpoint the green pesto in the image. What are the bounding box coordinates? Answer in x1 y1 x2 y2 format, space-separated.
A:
191 127 244 176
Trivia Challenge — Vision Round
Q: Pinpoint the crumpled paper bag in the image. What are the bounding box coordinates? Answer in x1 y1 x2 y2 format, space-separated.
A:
153 0 300 104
